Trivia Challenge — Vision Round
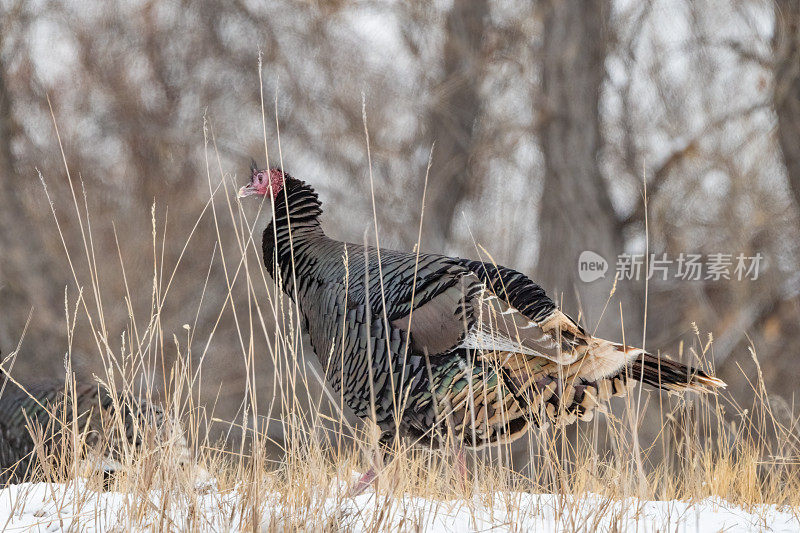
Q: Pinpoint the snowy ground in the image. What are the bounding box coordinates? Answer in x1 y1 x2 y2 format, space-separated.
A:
0 480 797 532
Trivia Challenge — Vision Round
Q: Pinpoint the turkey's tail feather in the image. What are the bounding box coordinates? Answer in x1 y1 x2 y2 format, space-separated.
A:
494 337 726 427
568 347 725 424
626 350 726 393
567 335 726 392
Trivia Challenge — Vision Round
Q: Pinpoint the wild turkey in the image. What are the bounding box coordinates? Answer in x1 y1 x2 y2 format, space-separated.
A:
0 366 192 485
239 165 725 453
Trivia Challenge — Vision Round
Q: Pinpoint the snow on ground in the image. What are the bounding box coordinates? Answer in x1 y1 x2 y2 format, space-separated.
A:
0 480 797 532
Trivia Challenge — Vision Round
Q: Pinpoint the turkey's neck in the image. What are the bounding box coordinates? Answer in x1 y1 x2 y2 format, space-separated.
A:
262 180 326 293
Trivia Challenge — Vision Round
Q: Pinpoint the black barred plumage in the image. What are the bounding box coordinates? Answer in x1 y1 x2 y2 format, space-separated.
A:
242 167 726 450
0 371 191 484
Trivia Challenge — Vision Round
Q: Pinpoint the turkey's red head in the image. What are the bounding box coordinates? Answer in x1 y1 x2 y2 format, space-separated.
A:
238 162 285 200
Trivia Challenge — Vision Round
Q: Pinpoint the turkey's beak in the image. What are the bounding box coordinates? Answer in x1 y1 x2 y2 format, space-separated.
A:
238 183 257 198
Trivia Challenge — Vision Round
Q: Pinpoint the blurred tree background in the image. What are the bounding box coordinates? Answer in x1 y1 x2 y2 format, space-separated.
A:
1 0 799 461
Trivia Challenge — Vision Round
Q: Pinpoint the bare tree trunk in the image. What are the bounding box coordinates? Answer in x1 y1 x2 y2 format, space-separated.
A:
536 0 634 339
425 0 488 251
0 46 16 194
0 35 26 351
0 36 60 355
774 0 800 211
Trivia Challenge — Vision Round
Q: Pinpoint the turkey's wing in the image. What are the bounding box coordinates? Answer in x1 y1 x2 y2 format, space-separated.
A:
391 272 581 365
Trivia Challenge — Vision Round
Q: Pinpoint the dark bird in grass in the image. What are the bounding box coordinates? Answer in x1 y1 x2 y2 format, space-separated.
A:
0 363 194 486
239 164 725 489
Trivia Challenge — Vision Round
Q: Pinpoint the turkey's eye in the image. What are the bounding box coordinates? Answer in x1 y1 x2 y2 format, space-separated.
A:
258 174 264 182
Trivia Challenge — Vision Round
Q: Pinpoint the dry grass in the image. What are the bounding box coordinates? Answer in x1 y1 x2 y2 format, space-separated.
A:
0 107 798 531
